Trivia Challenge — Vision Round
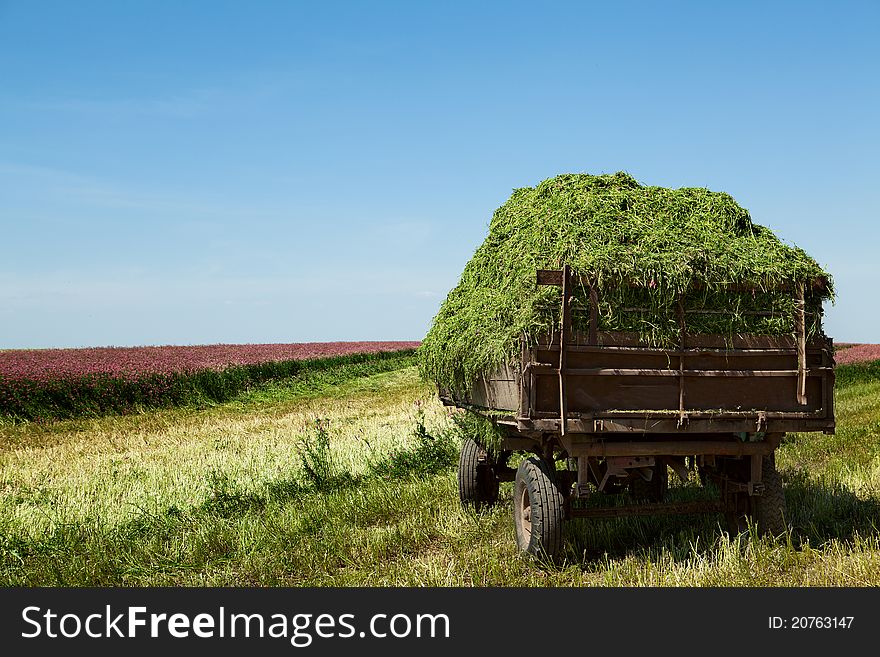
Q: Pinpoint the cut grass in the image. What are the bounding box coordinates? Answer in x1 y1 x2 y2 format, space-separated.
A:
1 362 879 586
419 172 832 393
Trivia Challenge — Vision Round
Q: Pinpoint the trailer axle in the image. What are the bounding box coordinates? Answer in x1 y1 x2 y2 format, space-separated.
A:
569 500 724 519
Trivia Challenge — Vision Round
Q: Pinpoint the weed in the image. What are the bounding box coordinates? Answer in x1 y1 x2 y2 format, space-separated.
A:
297 418 353 492
368 403 458 479
202 470 265 518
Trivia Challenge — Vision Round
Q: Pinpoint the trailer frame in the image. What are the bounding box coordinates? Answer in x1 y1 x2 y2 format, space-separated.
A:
444 267 835 560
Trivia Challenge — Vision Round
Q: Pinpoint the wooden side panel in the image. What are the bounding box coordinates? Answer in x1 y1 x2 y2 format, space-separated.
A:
467 362 520 412
533 370 680 413
460 333 834 430
683 373 824 412
527 340 832 416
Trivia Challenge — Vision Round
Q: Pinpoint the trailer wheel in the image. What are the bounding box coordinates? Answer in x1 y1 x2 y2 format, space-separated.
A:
725 454 787 536
514 457 565 561
458 438 499 511
751 454 787 536
628 461 668 502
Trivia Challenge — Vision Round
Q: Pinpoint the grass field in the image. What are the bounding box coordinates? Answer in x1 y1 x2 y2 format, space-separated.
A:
1 357 879 586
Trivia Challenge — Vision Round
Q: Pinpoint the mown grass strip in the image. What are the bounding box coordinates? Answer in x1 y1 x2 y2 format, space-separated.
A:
0 349 417 423
0 413 460 586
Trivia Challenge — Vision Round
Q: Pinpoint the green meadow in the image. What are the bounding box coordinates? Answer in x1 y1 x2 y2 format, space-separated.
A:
1 358 878 586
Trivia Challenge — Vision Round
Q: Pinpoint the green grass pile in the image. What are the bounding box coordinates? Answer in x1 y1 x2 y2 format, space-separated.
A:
419 172 832 393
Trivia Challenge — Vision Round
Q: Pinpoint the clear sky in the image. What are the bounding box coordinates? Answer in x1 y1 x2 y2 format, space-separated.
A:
1 0 877 348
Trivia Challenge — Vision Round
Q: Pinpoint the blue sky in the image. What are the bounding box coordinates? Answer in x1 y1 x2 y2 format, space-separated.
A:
1 0 877 348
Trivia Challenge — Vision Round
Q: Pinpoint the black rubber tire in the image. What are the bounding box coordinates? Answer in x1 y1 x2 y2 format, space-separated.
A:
513 457 565 560
751 454 787 536
628 461 668 502
725 454 787 536
458 438 499 511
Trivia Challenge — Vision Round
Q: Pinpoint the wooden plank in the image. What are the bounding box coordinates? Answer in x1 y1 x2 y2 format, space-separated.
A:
534 269 829 294
519 339 530 420
536 269 564 286
559 264 571 436
588 285 599 346
528 365 830 377
683 309 787 316
619 307 783 317
528 362 536 420
677 296 686 419
538 330 824 350
796 282 808 405
518 416 834 435
529 408 827 420
594 409 823 419
535 344 812 356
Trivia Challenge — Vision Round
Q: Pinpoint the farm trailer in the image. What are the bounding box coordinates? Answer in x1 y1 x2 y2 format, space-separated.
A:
441 266 835 560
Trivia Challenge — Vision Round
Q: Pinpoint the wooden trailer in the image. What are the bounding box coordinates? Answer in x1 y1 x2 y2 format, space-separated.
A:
442 266 835 560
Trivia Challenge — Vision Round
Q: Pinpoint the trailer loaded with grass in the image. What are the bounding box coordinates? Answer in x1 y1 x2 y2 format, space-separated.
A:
420 172 835 561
